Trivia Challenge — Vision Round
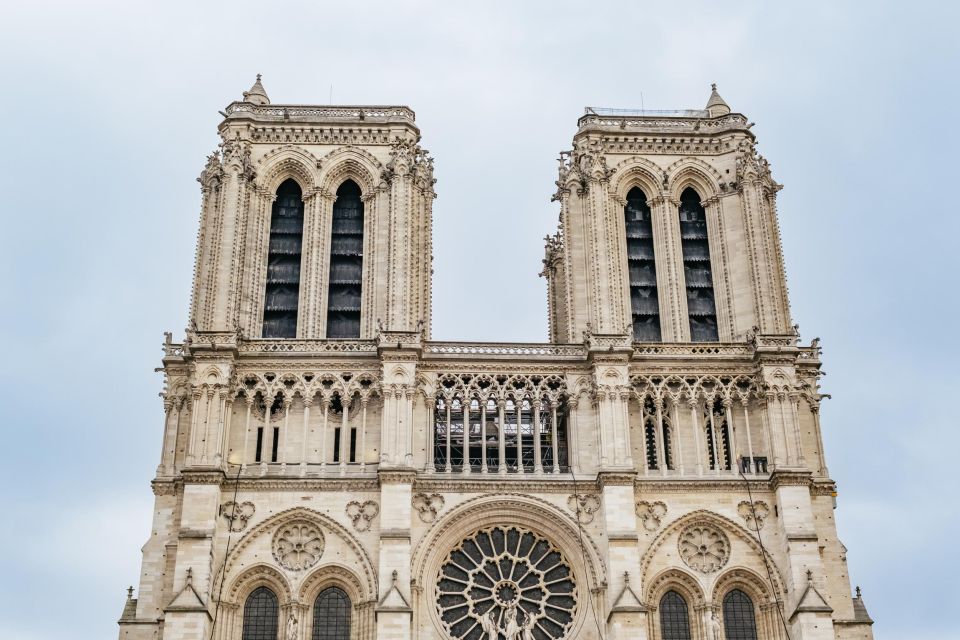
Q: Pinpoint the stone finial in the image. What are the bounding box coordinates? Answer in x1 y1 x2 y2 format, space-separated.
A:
243 74 270 106
855 585 862 598
127 586 134 600
705 83 731 117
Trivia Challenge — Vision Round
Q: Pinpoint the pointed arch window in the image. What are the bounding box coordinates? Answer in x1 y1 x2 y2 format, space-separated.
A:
625 187 661 340
312 587 351 640
242 586 279 640
326 180 364 339
723 589 758 640
679 188 718 341
659 590 692 640
705 399 732 471
263 179 304 338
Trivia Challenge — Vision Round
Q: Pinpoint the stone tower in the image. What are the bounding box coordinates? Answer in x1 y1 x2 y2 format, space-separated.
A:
119 79 873 640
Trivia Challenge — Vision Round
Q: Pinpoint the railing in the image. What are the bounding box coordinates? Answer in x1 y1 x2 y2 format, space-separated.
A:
425 342 584 358
238 339 378 354
585 107 710 118
224 103 416 122
633 342 752 357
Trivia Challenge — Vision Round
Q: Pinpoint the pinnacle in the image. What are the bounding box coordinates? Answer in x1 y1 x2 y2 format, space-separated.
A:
705 83 730 117
242 74 270 106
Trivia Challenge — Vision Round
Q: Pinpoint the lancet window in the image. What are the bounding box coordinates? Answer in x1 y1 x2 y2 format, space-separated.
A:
262 179 304 338
679 187 718 341
641 397 673 471
659 590 692 640
312 587 351 640
704 398 732 471
625 187 661 340
326 180 364 339
722 589 758 640
242 586 279 640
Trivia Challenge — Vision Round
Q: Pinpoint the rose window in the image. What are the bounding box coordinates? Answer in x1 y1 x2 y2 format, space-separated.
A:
678 524 730 573
272 521 324 571
437 526 576 640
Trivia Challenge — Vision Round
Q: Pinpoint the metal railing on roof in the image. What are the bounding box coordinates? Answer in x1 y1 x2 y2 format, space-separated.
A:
584 106 709 118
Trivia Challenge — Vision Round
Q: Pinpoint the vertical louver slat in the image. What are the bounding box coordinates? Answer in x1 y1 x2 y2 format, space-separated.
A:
262 179 304 338
625 187 662 341
326 180 363 338
679 187 719 341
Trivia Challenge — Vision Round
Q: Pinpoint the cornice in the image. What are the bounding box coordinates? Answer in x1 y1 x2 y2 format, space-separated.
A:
770 470 813 491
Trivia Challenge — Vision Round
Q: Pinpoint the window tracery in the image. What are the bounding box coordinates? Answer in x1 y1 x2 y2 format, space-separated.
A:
437 526 576 640
659 590 691 640
326 180 364 339
312 587 351 640
263 179 304 338
722 589 758 640
678 187 718 341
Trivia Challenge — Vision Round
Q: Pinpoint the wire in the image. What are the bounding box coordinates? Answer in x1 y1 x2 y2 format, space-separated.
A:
568 463 605 640
739 466 791 640
208 464 243 640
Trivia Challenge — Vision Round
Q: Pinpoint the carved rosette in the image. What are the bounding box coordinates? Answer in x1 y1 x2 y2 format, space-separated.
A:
678 524 730 574
437 526 576 640
272 521 324 571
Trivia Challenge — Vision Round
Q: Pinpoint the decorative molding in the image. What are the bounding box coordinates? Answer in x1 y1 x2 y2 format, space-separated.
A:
678 524 730 574
272 521 325 571
567 494 601 524
221 501 256 532
412 493 445 523
635 501 668 531
345 500 379 532
737 500 770 530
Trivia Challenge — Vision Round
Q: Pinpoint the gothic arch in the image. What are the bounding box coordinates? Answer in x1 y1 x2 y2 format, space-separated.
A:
258 148 320 194
226 563 293 605
645 567 706 608
638 509 786 598
220 506 377 599
317 147 382 196
298 563 370 604
411 494 606 640
665 158 722 202
711 567 772 605
611 156 666 200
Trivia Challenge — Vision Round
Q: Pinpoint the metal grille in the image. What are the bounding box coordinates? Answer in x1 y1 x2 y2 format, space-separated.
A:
625 187 662 341
679 187 718 341
723 589 758 640
263 179 304 338
659 590 691 640
242 586 279 640
326 180 364 339
312 587 351 640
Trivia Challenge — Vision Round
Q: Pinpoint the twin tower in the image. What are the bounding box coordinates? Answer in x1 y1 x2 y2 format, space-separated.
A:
119 78 873 640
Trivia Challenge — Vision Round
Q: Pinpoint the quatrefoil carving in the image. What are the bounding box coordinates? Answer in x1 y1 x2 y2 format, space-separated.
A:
345 500 379 531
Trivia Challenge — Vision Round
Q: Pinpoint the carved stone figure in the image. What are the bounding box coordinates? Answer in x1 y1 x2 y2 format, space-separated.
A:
710 611 723 640
286 615 298 640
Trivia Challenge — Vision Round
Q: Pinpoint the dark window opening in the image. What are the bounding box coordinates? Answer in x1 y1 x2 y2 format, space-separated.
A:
723 589 758 640
255 427 264 463
333 428 341 463
242 586 279 640
659 590 691 640
349 428 357 463
625 187 661 341
271 426 279 463
434 396 569 473
263 179 304 338
326 180 364 339
705 399 732 471
312 587 351 640
679 187 718 341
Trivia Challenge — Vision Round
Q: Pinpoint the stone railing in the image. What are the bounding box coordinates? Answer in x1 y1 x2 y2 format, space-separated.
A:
238 339 379 354
577 112 749 134
424 342 585 358
224 103 416 123
633 343 753 358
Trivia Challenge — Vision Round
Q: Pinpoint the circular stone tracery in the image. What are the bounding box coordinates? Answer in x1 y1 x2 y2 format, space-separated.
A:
272 521 324 571
678 524 730 573
437 526 577 640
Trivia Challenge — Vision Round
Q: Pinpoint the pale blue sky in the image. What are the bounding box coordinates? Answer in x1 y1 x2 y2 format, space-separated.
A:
0 1 957 638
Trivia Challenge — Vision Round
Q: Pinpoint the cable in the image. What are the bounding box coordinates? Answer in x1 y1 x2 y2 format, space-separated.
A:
739 466 791 640
208 464 243 640
568 463 605 640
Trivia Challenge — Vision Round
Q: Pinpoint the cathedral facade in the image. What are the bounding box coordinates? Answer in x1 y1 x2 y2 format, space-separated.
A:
118 77 874 640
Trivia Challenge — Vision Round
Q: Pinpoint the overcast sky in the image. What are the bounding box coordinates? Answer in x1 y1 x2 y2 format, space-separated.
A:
1 1 957 638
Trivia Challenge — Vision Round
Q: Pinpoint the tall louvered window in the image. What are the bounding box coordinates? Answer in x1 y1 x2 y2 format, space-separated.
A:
326 180 364 339
242 587 279 640
312 587 351 640
625 187 661 340
705 399 732 471
262 179 304 338
679 187 718 341
659 590 692 640
723 589 758 640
